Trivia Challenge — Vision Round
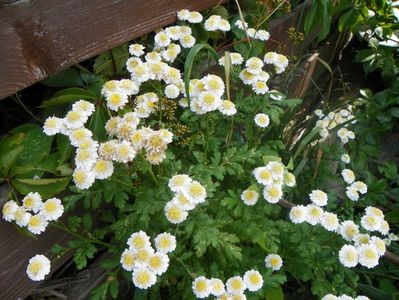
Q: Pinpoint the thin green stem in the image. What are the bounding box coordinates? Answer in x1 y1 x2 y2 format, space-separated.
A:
172 254 195 279
13 94 43 123
51 222 111 247
204 115 210 164
148 164 159 185
226 116 235 146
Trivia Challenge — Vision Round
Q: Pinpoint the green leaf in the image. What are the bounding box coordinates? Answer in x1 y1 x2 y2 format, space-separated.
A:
57 134 72 164
87 107 107 141
0 145 23 175
265 286 284 300
39 87 97 108
184 43 219 104
389 107 399 118
41 68 84 87
94 44 129 76
262 155 282 165
12 177 70 198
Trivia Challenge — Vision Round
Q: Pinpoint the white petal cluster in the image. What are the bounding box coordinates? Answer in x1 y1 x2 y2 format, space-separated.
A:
177 9 203 24
234 20 270 41
315 109 356 142
239 56 273 94
2 193 64 235
254 113 270 128
252 161 295 204
263 52 289 74
218 52 244 66
322 294 369 300
240 189 259 206
26 254 51 281
361 206 389 234
265 253 283 271
204 15 231 32
101 79 139 111
164 174 206 224
192 270 263 299
121 231 176 289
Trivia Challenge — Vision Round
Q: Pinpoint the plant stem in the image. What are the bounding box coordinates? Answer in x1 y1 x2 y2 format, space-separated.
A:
13 94 43 123
172 254 195 279
148 164 159 185
51 222 111 247
226 116 235 146
204 115 210 164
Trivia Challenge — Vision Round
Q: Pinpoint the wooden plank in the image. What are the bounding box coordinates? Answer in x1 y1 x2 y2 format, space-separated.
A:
0 185 72 300
0 0 222 101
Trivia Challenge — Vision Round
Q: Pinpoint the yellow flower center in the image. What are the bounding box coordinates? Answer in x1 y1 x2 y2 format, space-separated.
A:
29 261 42 274
167 206 182 221
44 201 57 213
29 215 40 227
149 255 162 269
137 271 150 285
196 280 207 293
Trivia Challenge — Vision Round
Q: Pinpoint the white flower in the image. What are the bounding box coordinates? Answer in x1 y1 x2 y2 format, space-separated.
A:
265 254 283 271
43 116 63 136
342 169 355 184
306 204 324 225
14 206 31 227
165 84 180 99
72 100 95 116
22 192 42 213
352 181 367 194
338 245 358 267
219 19 231 31
148 252 169 275
289 205 307 224
361 214 381 232
321 212 339 232
168 174 192 193
2 200 18 222
41 198 64 221
26 254 51 281
309 190 328 206
370 236 386 256
129 44 145 56
365 206 384 219
341 154 350 164
253 167 273 186
64 110 88 129
187 11 203 23
75 148 98 169
246 57 264 75
177 9 190 21
120 248 136 271
106 91 129 111
27 214 48 234
173 193 196 211
164 201 188 224
254 113 270 128
192 276 211 298
339 220 359 241
154 31 171 48
263 184 283 204
241 189 259 206
204 15 222 31
243 270 263 291
132 267 157 289
226 276 246 294
127 231 151 250
134 246 155 267
357 244 379 268
252 81 269 95
180 34 196 48
284 172 296 187
198 91 222 112
338 295 354 300
380 220 390 235
114 141 136 163
353 233 370 246
355 296 370 300
182 180 207 204
322 295 338 300
93 159 114 180
154 232 176 253
255 29 270 41
210 278 225 297
69 128 93 147
346 185 360 201
219 100 237 116
264 52 278 64
73 168 95 190
235 20 248 30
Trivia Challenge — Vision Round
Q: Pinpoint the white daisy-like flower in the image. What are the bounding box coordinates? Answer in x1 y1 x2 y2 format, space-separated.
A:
253 166 273 186
69 128 93 147
202 75 225 97
114 141 136 163
355 296 370 300
289 205 307 224
22 192 42 213
338 244 358 267
263 52 278 64
322 295 338 300
180 34 196 48
243 270 263 292
254 113 270 128
148 252 169 275
119 79 140 95
342 169 355 184
370 236 386 256
134 246 155 267
309 189 328 206
306 204 324 225
41 198 64 221
352 181 367 194
14 206 31 227
339 220 360 241
154 31 171 48
218 19 231 31
255 29 270 41
93 159 114 180
127 231 151 250
105 117 122 137
43 116 64 136
165 84 180 99
241 189 259 206
218 100 237 116
99 140 117 161
210 278 225 297
132 267 157 289
74 148 98 169
187 11 203 23
26 254 51 281
73 168 95 190
338 295 354 300
218 52 244 66
120 248 136 271
321 212 339 232
129 44 145 56
164 201 188 224
265 254 283 271
379 220 390 235
357 244 379 268
177 9 190 21
2 200 19 222
198 91 222 112
145 51 162 63
245 57 264 75
235 20 248 30
182 180 207 204
353 233 370 246
226 276 246 295
239 69 257 85
365 206 384 219
360 214 381 232
173 193 196 211
204 15 222 31
192 276 212 299
263 184 283 204
72 100 95 116
346 185 360 201
27 214 48 235
106 91 129 111
252 81 269 95
284 172 296 187
64 110 88 129
341 154 350 164
154 232 176 253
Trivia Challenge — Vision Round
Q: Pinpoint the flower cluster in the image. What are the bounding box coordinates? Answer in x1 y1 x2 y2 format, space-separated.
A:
252 161 296 204
263 52 289 74
239 57 270 95
322 294 370 300
235 20 271 41
2 192 64 235
26 254 51 281
218 52 244 67
177 9 203 24
289 204 340 231
164 174 207 224
101 79 140 111
192 270 263 299
204 15 231 32
341 169 368 201
315 109 356 143
120 231 176 289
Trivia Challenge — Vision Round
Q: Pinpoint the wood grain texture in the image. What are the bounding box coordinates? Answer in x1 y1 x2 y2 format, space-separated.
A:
0 0 222 101
0 185 72 300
